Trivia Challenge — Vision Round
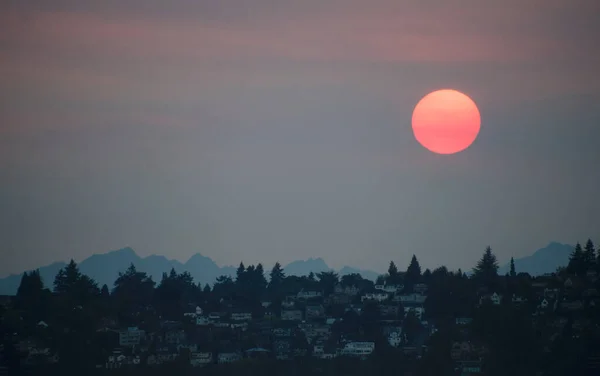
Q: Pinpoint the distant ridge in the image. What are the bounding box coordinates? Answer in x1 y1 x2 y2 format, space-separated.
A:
498 242 574 276
0 250 379 295
0 241 574 295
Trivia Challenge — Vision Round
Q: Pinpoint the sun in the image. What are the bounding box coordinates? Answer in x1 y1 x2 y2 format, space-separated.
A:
411 89 481 155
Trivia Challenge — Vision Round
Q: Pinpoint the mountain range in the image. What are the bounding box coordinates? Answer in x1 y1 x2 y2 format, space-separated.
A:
0 242 574 295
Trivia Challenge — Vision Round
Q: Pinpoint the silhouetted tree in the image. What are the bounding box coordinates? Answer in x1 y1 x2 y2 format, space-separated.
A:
269 262 285 285
472 246 499 282
112 263 155 323
236 262 246 282
54 259 99 306
567 242 586 276
510 257 516 277
584 239 596 269
316 271 339 296
405 255 422 288
387 261 400 285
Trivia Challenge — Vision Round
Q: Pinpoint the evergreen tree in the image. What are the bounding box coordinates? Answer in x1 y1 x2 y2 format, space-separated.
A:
584 239 596 269
567 242 586 276
422 268 432 281
100 284 110 298
203 283 211 293
387 261 398 284
54 259 99 305
15 270 47 322
405 255 422 287
269 262 285 284
510 257 516 277
308 271 316 282
316 271 339 296
472 246 499 280
236 262 246 282
113 263 155 323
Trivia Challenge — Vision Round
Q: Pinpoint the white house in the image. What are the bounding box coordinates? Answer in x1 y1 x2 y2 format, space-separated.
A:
388 331 404 347
375 284 401 293
479 292 502 306
361 293 389 302
394 293 427 304
184 306 203 318
297 290 323 299
339 342 375 357
196 316 212 326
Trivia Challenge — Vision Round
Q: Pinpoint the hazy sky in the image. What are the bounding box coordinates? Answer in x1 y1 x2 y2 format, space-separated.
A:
1 0 600 277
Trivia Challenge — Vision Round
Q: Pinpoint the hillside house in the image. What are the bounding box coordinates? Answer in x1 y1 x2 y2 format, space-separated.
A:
119 327 145 347
335 285 361 296
394 293 427 304
478 292 502 306
306 305 325 319
455 318 473 326
375 284 402 293
404 306 425 320
184 306 203 319
218 352 242 364
560 300 583 311
190 352 212 367
511 294 527 304
339 342 375 358
388 331 404 347
297 290 323 300
361 292 389 302
543 288 560 299
379 304 400 317
326 293 351 305
230 312 252 321
413 284 428 294
196 316 212 326
273 328 292 337
165 329 186 344
281 309 303 321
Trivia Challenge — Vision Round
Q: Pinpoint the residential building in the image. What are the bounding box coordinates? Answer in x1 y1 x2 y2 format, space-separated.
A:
339 342 375 357
218 352 241 364
306 305 325 319
165 330 186 344
413 284 428 294
394 293 427 304
297 290 323 300
230 312 252 321
388 331 404 347
190 352 213 367
281 309 303 321
404 306 425 320
119 327 145 347
361 292 389 302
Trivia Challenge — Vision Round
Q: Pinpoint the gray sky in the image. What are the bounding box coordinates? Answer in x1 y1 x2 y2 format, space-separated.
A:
1 0 600 276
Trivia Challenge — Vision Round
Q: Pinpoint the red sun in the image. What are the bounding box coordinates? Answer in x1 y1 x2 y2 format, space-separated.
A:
411 89 481 154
